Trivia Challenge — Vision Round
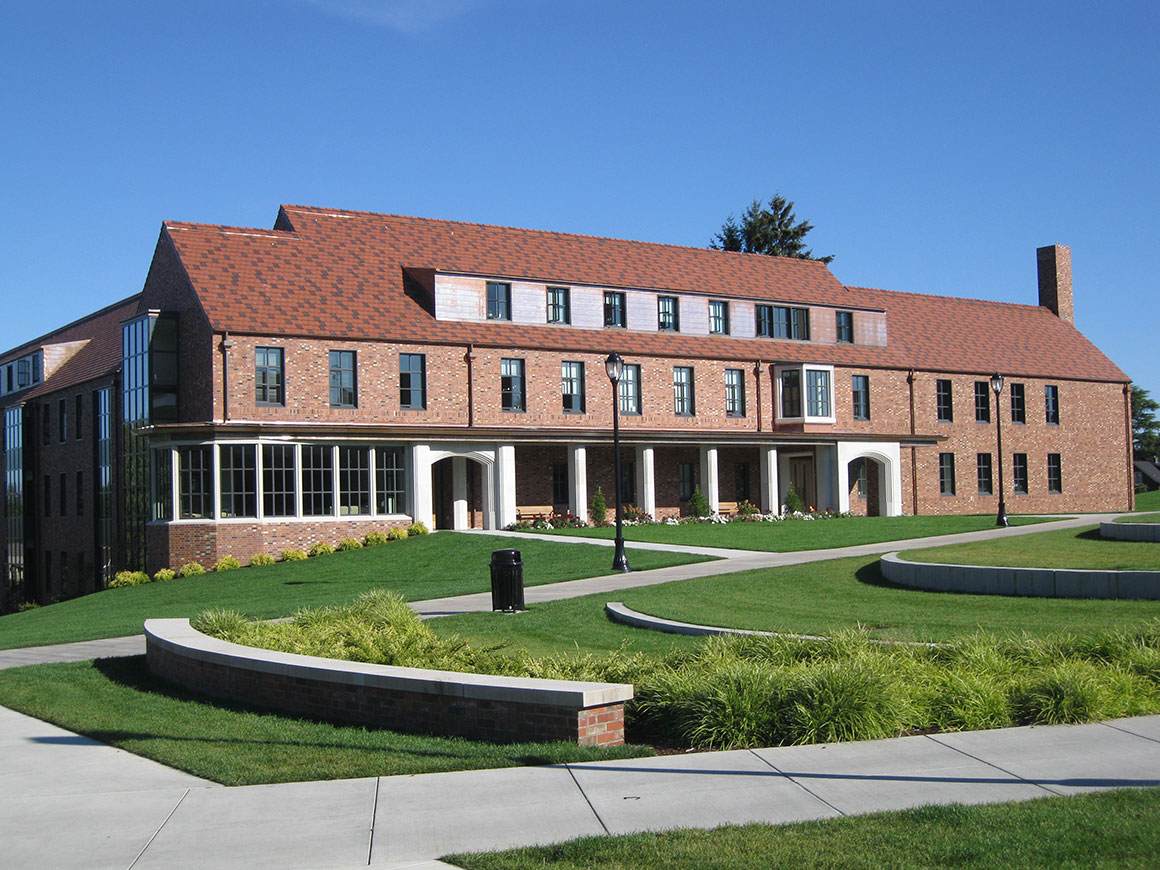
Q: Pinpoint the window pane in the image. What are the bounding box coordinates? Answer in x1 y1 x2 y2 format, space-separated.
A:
255 347 284 405
974 382 991 423
302 445 334 515
562 361 585 413
501 358 525 412
339 446 370 515
375 447 406 514
263 444 297 517
486 282 510 320
547 287 570 324
806 370 831 417
400 354 426 409
836 311 853 343
219 444 257 518
619 364 641 414
673 367 694 415
178 446 213 519
329 350 357 408
725 368 745 417
781 369 801 417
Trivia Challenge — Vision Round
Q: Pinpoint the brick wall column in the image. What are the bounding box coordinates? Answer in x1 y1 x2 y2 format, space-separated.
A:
569 444 588 522
636 445 656 518
700 446 719 512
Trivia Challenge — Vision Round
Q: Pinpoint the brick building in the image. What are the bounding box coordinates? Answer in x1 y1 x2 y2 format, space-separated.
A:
0 205 1133 606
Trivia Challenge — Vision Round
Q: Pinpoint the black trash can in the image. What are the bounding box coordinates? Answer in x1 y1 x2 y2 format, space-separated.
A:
490 549 525 612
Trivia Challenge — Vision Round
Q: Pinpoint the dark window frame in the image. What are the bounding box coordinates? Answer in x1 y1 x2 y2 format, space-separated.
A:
658 296 679 332
255 347 285 407
1013 452 1029 494
501 358 526 412
562 361 586 414
725 368 745 417
852 374 870 421
977 452 993 495
619 363 642 415
486 281 511 321
328 350 358 409
936 379 954 423
974 381 991 423
219 444 258 519
836 310 854 344
1045 385 1060 425
399 353 427 410
678 462 695 501
1047 453 1062 493
546 286 571 325
673 366 695 416
1011 383 1026 424
709 300 729 335
939 452 956 496
603 291 626 328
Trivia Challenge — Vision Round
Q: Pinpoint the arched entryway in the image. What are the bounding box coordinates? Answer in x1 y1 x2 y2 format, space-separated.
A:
847 457 884 517
429 453 491 530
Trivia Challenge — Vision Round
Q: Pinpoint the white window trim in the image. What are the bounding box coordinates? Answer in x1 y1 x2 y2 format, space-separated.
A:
774 363 836 425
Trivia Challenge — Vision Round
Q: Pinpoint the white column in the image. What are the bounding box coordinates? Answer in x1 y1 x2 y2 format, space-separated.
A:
836 450 851 514
495 443 517 529
759 446 779 513
480 462 495 530
636 445 656 519
699 445 720 513
452 456 468 530
410 443 432 528
569 444 588 523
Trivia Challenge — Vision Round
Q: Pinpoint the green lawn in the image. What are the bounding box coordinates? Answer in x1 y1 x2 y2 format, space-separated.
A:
903 527 1160 570
1116 512 1160 524
0 533 707 650
447 788 1160 870
0 656 653 785
530 514 1049 551
1134 489 1160 511
432 555 1160 647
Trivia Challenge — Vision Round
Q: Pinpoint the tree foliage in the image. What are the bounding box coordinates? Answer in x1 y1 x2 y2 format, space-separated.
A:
1131 383 1160 460
711 194 834 263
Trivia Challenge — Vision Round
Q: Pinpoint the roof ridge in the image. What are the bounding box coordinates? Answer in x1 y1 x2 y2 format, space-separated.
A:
0 293 142 361
278 205 833 270
847 284 1047 312
165 220 297 239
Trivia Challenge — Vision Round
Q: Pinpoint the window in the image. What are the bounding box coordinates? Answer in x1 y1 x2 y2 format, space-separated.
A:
486 281 511 320
673 366 695 415
1047 453 1062 493
58 398 67 442
936 379 953 422
773 306 810 340
43 474 51 516
604 291 626 327
1010 383 1026 424
780 369 801 418
658 296 679 331
552 462 568 505
1045 385 1060 425
178 446 213 519
59 472 67 516
755 304 774 337
735 462 751 502
977 453 993 495
220 444 257 518
375 446 406 514
76 470 83 515
399 353 426 410
329 350 357 408
939 453 956 496
974 381 991 423
725 368 745 417
806 369 831 417
852 375 870 421
263 444 297 517
1013 453 1028 494
852 458 868 497
75 394 83 440
302 445 334 516
678 462 695 501
338 447 371 515
42 404 49 445
501 358 525 412
621 460 636 505
709 300 729 335
255 347 285 406
562 361 585 413
836 311 854 343
547 287 570 324
619 364 641 415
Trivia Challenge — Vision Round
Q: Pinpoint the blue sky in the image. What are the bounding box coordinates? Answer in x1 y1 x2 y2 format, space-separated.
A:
2 1 1157 399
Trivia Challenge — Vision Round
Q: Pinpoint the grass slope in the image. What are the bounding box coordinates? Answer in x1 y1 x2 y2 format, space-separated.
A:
433 556 1160 647
1116 512 1160 524
904 527 1160 570
1134 489 1160 512
0 657 653 785
447 789 1160 870
0 533 706 650
529 514 1049 551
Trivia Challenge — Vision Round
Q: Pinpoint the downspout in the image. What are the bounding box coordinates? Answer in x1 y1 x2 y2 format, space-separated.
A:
1125 383 1135 510
907 369 919 515
464 344 477 428
219 333 236 422
754 361 764 432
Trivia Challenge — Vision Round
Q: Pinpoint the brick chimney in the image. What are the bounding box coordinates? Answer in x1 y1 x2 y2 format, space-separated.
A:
1037 244 1073 323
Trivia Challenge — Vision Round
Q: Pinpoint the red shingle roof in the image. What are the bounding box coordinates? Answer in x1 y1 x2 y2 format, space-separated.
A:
157 206 1126 382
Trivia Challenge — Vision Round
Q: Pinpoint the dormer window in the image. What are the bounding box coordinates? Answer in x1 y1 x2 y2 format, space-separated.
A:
604 291 626 328
709 300 729 335
658 296 679 331
775 364 835 424
486 282 511 320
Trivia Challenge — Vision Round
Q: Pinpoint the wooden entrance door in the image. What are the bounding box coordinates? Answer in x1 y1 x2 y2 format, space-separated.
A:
789 456 816 510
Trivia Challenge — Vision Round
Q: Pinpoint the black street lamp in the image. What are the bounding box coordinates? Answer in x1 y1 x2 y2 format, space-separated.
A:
990 373 1009 528
605 352 632 573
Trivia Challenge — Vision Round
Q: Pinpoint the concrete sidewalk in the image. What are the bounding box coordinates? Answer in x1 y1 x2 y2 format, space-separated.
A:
1 701 1157 870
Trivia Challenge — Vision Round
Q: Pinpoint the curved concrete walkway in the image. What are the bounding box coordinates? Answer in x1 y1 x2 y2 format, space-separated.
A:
3 512 1158 868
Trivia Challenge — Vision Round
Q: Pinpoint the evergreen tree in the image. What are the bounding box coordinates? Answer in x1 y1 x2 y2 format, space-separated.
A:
711 193 833 263
1131 383 1160 460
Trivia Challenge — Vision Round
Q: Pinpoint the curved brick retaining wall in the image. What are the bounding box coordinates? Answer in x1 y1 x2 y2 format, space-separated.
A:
1099 521 1160 543
145 619 631 746
880 552 1160 600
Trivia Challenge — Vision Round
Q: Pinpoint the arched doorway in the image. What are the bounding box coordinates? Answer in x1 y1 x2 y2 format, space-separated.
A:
847 457 883 517
431 455 488 530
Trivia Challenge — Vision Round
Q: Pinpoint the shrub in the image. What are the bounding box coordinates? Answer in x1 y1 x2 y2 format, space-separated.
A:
736 499 760 517
110 570 149 588
785 483 806 514
363 530 389 547
191 608 252 644
688 487 711 518
549 510 588 529
337 537 363 551
280 548 308 562
590 486 608 526
176 562 206 578
17 600 41 611
622 504 654 524
308 541 335 557
153 568 177 582
407 522 429 537
248 553 276 567
1013 661 1111 725
213 556 241 572
387 527 409 541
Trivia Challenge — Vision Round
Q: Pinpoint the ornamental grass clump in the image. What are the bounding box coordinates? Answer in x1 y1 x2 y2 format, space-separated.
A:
337 538 363 551
407 522 429 536
387 527 409 541
110 570 149 588
308 541 335 557
152 568 176 582
280 548 307 562
176 562 206 578
212 556 241 572
363 530 389 547
247 553 276 567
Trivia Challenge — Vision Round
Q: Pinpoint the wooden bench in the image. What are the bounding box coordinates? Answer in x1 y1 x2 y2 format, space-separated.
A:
717 500 739 516
517 505 556 521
